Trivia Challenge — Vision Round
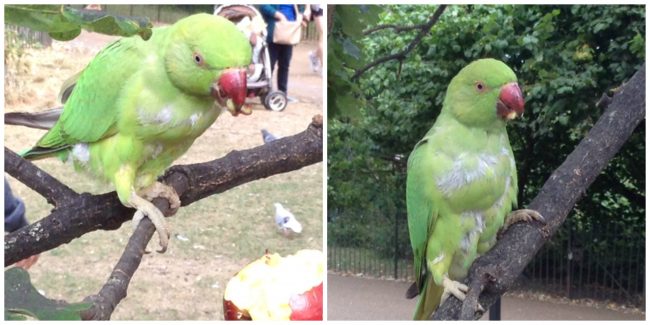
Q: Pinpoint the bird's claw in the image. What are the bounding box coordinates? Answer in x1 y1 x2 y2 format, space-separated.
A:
440 277 485 314
130 192 171 253
502 209 545 232
440 276 468 304
139 182 181 216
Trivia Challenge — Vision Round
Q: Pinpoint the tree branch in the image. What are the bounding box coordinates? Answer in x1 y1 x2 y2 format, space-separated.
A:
5 115 323 266
5 147 78 206
363 23 430 35
432 64 645 319
80 216 154 320
351 5 446 81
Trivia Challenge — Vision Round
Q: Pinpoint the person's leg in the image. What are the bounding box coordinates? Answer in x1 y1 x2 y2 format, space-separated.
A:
268 41 280 75
277 44 293 94
314 14 324 70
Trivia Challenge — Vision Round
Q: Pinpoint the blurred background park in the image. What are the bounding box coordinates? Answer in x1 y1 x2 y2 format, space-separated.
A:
327 4 644 320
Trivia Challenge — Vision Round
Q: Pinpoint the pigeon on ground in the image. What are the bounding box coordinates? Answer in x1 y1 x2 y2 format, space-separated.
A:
274 203 302 236
261 128 278 143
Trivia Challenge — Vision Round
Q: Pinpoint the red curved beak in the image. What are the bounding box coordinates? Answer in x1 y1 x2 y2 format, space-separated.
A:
211 68 251 116
497 82 525 120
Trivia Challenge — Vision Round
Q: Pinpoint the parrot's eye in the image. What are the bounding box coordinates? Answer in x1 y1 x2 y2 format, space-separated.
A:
193 52 204 66
475 81 487 92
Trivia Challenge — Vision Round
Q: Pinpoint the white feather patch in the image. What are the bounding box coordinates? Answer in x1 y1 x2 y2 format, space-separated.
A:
72 143 90 164
437 153 499 197
137 105 174 126
154 106 173 125
431 253 445 265
459 211 487 253
147 143 163 159
189 113 201 127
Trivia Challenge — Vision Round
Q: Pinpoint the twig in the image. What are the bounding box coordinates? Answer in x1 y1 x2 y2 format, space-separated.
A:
352 5 446 81
363 23 430 35
432 64 645 319
80 217 155 320
5 116 323 266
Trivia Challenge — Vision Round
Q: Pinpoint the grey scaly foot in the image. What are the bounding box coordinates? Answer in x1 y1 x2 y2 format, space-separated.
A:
130 192 170 253
502 209 545 232
440 276 468 304
139 181 181 216
440 276 485 313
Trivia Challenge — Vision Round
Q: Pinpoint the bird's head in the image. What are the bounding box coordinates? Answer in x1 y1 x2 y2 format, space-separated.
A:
165 14 252 116
443 58 524 129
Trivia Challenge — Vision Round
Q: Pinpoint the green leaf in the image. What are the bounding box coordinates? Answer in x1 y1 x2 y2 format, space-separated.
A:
629 32 645 59
4 268 92 320
5 5 152 41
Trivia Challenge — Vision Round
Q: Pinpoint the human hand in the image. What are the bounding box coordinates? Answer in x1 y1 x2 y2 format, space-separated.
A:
275 12 287 22
303 7 312 21
14 254 40 270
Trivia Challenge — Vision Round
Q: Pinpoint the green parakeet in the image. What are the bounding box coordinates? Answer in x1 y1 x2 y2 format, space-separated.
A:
21 13 252 252
406 58 542 319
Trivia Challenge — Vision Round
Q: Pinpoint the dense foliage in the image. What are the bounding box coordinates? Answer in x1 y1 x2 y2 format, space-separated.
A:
328 4 645 290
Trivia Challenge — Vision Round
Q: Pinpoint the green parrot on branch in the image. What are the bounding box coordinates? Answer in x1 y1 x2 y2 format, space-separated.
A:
20 13 252 253
406 59 543 319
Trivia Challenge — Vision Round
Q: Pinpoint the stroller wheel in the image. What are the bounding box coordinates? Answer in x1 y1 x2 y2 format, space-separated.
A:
263 91 288 112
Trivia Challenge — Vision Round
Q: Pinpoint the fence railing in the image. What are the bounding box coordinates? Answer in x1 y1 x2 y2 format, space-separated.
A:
328 213 645 307
522 217 645 305
5 25 52 48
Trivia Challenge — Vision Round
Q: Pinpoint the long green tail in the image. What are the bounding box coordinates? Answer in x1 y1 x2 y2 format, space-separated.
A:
413 275 444 320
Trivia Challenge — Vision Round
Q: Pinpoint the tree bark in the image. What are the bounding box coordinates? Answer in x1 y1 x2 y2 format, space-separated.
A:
432 64 645 320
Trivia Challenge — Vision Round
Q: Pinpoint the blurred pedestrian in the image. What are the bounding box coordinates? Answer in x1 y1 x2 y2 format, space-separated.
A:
305 5 324 74
259 4 307 104
5 178 39 269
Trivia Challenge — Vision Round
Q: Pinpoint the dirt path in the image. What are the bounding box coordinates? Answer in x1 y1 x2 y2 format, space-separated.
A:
327 274 645 320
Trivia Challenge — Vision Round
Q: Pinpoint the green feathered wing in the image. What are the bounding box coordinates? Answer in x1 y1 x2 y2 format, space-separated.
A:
406 135 442 320
24 37 146 159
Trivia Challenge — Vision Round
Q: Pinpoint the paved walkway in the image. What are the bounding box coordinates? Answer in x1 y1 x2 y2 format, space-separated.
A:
327 274 645 320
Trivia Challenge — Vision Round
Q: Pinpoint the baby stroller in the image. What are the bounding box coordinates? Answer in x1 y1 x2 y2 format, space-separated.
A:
214 4 288 112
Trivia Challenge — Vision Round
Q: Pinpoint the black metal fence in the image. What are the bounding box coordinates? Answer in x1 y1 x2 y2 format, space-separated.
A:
522 217 645 305
5 25 52 48
328 212 645 307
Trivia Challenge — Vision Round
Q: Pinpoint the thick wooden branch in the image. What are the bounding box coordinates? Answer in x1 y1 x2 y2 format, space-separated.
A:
5 116 323 266
5 147 77 206
351 5 446 81
432 64 645 319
